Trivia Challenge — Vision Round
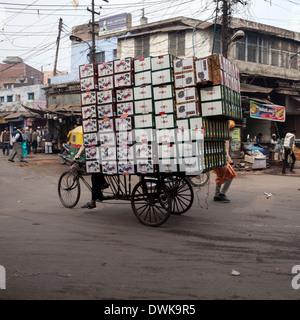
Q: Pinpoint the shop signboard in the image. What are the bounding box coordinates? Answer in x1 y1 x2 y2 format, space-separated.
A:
99 13 130 35
250 101 285 122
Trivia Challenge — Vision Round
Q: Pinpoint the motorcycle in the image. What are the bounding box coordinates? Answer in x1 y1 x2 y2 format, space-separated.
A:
59 143 71 165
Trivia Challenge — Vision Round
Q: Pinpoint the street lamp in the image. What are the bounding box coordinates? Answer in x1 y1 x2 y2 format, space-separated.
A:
229 30 245 45
69 35 94 63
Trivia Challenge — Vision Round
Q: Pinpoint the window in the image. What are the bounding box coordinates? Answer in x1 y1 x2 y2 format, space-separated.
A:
235 32 269 65
28 93 34 100
0 96 4 103
95 51 105 64
135 35 150 59
7 96 13 102
113 49 117 60
169 31 185 57
16 95 21 101
212 30 221 55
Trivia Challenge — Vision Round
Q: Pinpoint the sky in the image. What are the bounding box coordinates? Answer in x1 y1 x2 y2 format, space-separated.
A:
0 0 299 74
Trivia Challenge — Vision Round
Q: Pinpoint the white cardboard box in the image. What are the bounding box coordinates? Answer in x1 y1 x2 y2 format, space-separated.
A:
82 105 97 119
175 87 198 104
155 113 175 129
81 92 97 106
174 72 196 88
134 99 153 114
98 61 114 77
99 133 116 146
176 101 200 118
152 69 173 86
98 75 114 90
173 57 195 74
134 57 152 73
116 102 134 117
153 85 174 101
154 99 174 115
134 114 153 129
133 85 152 101
97 90 113 105
97 104 114 118
134 71 152 86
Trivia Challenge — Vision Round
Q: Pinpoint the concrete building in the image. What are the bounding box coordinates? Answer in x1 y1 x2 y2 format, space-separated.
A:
0 57 44 89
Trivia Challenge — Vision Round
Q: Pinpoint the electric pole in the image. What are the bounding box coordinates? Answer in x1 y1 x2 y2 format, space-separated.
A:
221 0 230 59
53 17 63 76
87 0 100 63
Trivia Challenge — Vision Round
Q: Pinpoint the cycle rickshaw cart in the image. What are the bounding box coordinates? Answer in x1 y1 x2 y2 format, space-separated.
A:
58 158 195 227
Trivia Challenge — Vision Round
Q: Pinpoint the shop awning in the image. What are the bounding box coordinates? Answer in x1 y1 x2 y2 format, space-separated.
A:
240 83 273 94
291 96 300 102
4 111 32 120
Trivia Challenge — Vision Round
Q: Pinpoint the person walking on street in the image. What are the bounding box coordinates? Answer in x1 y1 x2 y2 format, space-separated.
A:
31 129 38 154
8 126 27 163
25 127 32 154
44 129 53 154
282 129 296 174
1 127 12 156
213 120 237 203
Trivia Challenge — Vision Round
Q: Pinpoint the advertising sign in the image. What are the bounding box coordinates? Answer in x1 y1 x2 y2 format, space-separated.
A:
99 13 130 35
250 101 285 122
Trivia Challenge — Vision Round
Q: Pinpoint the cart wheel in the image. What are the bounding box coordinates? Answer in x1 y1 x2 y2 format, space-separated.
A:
131 179 171 227
58 171 81 208
188 171 210 187
163 176 194 215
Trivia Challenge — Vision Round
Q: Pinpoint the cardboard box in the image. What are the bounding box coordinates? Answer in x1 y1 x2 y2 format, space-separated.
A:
101 146 117 161
134 57 152 73
154 99 175 115
98 118 114 133
79 63 97 79
176 119 190 142
115 116 133 132
200 85 225 102
118 161 135 175
134 114 154 129
176 101 200 119
137 159 156 174
134 99 154 114
114 72 134 88
116 102 134 117
82 105 97 120
153 84 174 101
158 143 177 159
83 133 98 146
117 145 134 160
189 117 204 140
135 143 155 159
82 119 98 133
85 146 100 160
174 72 196 88
102 161 118 175
173 57 195 74
151 54 174 71
175 87 199 104
178 157 201 174
177 142 198 158
159 158 178 173
97 90 114 105
98 61 114 77
201 100 225 117
252 159 266 169
80 76 97 91
116 88 133 103
133 85 152 101
155 113 175 129
86 160 101 173
81 92 97 106
195 58 212 83
114 58 133 74
98 75 114 90
156 129 176 144
116 131 134 145
152 69 173 86
134 70 152 87
99 132 116 146
97 104 114 118
134 129 154 143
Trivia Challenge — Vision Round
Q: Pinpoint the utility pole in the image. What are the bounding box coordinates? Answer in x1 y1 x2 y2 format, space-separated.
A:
87 0 100 63
221 0 230 59
53 17 63 76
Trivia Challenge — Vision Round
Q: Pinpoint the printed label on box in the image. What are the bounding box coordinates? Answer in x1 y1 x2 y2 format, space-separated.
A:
116 131 133 145
189 117 204 140
114 58 133 73
174 72 196 88
179 157 201 175
153 85 173 101
97 90 113 105
176 101 199 118
173 57 195 74
134 114 153 129
79 64 95 78
135 144 153 159
177 142 198 158
82 105 97 119
134 129 153 143
156 129 175 144
81 92 97 105
159 159 178 173
117 145 134 160
115 117 132 131
200 85 223 102
151 55 172 71
158 143 177 159
98 76 114 90
98 104 114 118
152 69 173 86
201 100 223 117
155 113 175 129
195 58 212 83
83 119 98 133
101 146 117 161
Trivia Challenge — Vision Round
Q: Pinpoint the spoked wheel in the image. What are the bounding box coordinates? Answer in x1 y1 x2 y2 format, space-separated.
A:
131 179 171 227
163 175 194 215
188 171 210 187
58 171 81 208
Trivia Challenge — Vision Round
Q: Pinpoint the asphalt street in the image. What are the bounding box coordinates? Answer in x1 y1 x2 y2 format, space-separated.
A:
0 152 300 300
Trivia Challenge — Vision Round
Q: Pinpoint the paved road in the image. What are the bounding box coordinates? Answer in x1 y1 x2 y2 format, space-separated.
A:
0 153 300 300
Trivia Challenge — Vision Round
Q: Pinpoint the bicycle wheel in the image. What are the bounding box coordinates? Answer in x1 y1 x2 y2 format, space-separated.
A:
164 176 194 215
131 179 171 227
58 171 81 208
188 171 210 187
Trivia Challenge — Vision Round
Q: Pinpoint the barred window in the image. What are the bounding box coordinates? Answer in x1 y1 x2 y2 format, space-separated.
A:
135 35 150 59
169 31 185 57
95 51 105 64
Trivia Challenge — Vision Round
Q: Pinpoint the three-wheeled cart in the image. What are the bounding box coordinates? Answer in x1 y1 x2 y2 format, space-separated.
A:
58 160 194 227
